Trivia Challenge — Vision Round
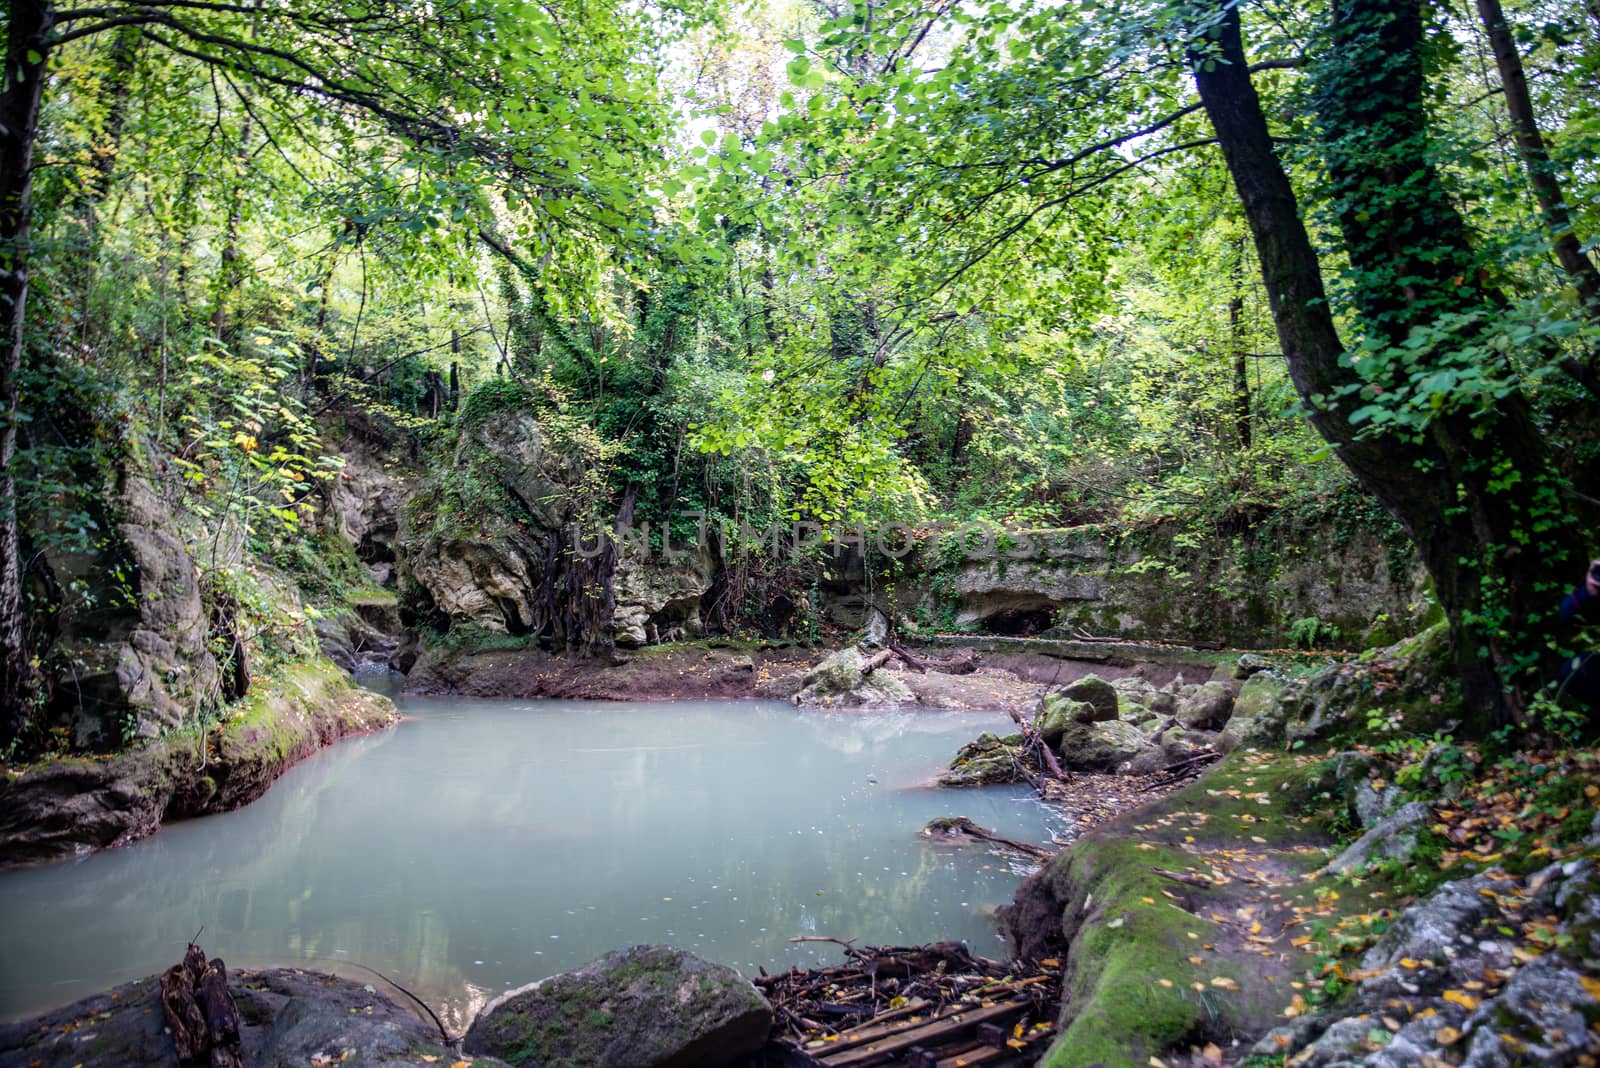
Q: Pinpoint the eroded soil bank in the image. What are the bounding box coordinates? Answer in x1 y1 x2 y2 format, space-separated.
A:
401 636 1222 710
0 661 395 868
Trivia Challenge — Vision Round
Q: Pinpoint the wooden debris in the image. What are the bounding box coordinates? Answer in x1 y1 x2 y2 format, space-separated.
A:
1006 706 1069 784
158 942 243 1068
921 817 1052 859
757 942 1059 1067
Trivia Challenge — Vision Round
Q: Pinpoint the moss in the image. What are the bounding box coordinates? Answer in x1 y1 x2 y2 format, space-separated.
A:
1040 839 1235 1067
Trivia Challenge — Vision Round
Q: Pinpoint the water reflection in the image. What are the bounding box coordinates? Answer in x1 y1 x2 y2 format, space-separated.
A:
0 699 1066 1029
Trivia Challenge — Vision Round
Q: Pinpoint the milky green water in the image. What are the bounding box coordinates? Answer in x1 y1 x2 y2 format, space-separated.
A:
0 695 1065 1028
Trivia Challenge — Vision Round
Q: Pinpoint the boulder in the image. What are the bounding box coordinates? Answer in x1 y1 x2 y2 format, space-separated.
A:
1233 652 1272 679
1176 679 1235 731
793 647 915 707
1035 693 1102 749
1218 670 1289 752
1056 718 1157 773
1055 674 1119 722
940 732 1027 786
464 945 771 1068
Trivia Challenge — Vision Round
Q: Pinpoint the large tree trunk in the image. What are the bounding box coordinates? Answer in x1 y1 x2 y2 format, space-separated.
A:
0 1 53 732
1189 0 1581 724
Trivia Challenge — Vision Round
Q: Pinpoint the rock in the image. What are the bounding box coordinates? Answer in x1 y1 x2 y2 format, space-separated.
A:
1362 872 1497 972
1055 674 1119 721
34 440 220 746
1456 955 1598 1066
0 662 395 867
1035 693 1102 748
793 647 915 707
1217 670 1289 751
402 528 550 635
1176 679 1235 730
0 967 454 1068
1323 800 1432 876
940 733 1027 786
323 443 409 575
1056 718 1157 773
1233 652 1272 678
613 544 716 647
464 945 771 1068
1159 726 1214 763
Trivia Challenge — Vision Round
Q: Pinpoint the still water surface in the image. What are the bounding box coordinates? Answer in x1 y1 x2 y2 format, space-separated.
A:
0 696 1065 1027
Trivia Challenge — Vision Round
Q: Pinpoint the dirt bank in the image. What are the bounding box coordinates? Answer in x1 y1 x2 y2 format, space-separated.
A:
401 637 1224 710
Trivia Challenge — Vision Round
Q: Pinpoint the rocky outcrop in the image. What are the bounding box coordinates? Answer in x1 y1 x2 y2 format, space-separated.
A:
33 441 220 747
0 966 467 1068
324 441 411 586
396 389 614 652
464 945 772 1068
613 544 716 646
0 661 395 868
1254 852 1600 1067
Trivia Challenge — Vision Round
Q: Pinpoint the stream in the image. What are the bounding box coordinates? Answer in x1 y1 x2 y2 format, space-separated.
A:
0 693 1066 1029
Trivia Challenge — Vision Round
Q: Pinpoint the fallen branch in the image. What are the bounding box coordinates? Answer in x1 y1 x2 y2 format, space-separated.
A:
1008 706 1069 782
922 816 1052 858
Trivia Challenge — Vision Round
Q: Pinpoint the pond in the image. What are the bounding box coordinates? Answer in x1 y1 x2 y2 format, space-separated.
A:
0 694 1066 1029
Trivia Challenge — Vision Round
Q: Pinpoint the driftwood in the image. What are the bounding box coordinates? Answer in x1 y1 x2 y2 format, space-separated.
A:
922 816 1051 859
1006 706 1068 783
159 943 242 1068
860 649 898 676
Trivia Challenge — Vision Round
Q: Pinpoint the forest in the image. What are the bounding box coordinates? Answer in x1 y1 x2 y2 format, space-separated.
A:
1 0 1598 1066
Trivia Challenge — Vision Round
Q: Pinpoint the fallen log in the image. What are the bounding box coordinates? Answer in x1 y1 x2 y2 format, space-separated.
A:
921 817 1051 859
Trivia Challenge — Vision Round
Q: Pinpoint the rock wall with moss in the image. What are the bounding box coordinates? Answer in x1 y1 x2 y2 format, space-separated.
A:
817 492 1431 650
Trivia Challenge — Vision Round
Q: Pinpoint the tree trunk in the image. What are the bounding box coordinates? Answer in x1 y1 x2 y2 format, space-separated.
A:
1228 236 1250 450
1189 0 1580 723
0 1 52 732
1474 0 1600 397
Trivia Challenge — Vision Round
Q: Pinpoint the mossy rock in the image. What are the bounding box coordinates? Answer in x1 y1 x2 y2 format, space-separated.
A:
1035 694 1100 748
463 945 771 1068
1056 674 1119 721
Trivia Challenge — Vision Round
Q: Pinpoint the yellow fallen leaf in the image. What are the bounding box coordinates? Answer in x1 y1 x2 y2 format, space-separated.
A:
1040 958 1060 968
1007 1038 1027 1049
1442 990 1479 1011
1579 975 1600 1001
1157 978 1174 988
1436 1026 1462 1046
1210 977 1240 991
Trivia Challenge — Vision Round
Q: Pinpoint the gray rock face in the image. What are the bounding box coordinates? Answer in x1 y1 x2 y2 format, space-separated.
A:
405 529 549 634
39 444 220 745
613 545 716 647
396 398 613 651
325 444 409 572
1057 674 1119 721
464 945 772 1068
792 647 915 707
1324 801 1433 876
1176 679 1236 730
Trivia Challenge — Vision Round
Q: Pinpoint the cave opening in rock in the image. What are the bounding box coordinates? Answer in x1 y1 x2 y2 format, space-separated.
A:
983 606 1058 636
